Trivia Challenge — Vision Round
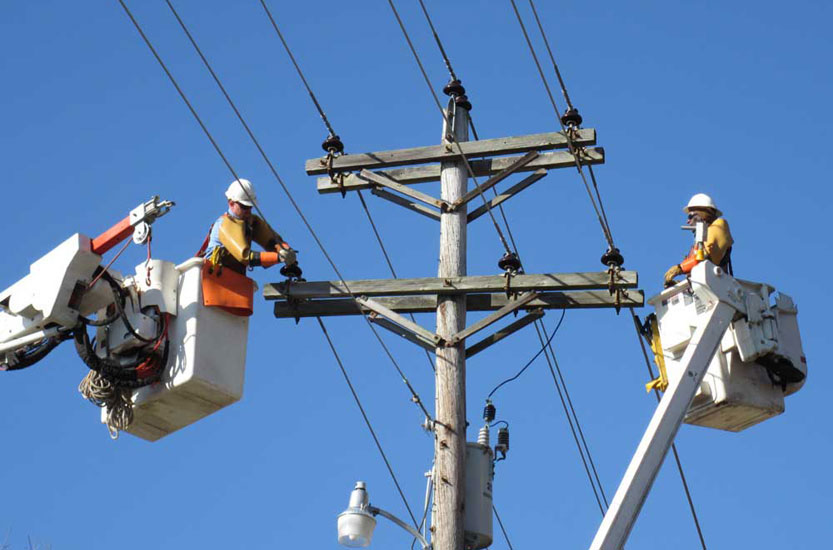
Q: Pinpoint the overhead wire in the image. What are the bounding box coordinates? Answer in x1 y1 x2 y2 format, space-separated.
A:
534 320 609 514
386 0 514 257
412 0 612 516
511 0 707 542
318 317 420 527
524 0 613 240
119 0 424 525
256 0 436 375
507 0 615 249
161 0 432 424
493 504 516 550
486 308 565 399
256 0 337 139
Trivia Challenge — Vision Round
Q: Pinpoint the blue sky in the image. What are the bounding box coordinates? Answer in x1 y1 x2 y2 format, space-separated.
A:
1 1 831 549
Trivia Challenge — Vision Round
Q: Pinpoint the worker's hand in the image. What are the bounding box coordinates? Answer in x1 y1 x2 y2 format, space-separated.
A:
663 264 683 287
278 247 297 266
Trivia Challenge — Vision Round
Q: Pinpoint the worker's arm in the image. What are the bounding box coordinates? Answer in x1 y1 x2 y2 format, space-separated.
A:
704 218 733 266
252 216 296 265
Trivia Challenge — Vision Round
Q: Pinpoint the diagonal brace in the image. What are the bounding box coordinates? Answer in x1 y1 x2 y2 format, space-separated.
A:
447 291 539 346
468 169 548 223
450 151 539 211
368 315 438 352
466 309 544 358
359 169 448 210
355 296 444 346
371 188 441 221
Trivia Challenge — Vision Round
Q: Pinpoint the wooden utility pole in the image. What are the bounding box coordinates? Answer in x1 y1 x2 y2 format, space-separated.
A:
433 101 469 550
283 102 641 550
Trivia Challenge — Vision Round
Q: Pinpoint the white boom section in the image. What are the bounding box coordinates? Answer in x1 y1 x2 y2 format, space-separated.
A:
590 261 746 550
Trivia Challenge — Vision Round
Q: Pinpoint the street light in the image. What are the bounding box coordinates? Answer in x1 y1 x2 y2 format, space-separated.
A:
337 481 431 550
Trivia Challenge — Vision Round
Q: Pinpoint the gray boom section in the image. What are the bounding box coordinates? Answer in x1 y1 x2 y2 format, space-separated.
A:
315 147 604 194
305 129 596 175
272 290 644 318
263 271 638 300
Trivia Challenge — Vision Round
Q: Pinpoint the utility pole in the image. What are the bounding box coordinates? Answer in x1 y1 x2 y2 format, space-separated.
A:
433 100 469 550
276 94 641 550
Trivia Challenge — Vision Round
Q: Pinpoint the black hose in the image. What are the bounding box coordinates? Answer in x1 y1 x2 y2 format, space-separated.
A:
1 332 71 371
73 322 167 388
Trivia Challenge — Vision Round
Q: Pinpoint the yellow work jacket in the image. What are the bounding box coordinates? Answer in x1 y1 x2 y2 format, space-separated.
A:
208 213 283 274
681 217 734 273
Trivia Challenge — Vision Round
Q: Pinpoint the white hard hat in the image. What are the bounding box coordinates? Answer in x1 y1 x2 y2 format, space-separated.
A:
225 178 257 207
683 193 722 217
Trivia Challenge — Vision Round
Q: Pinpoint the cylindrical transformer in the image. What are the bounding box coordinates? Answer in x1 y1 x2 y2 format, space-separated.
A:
464 442 494 550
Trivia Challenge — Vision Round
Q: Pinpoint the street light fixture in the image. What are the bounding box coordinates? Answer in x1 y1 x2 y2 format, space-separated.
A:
337 481 431 550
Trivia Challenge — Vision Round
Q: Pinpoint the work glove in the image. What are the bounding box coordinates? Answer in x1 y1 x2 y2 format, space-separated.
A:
278 247 297 266
258 251 280 268
663 264 683 288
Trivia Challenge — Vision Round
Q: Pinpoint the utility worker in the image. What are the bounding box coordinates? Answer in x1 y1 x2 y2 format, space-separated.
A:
664 193 733 287
201 178 297 274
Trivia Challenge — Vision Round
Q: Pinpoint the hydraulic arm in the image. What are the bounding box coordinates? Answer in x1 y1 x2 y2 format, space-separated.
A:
590 260 806 550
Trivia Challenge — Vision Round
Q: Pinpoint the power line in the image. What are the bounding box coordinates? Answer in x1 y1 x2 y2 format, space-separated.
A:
507 0 615 250
510 0 707 540
526 0 574 111
524 0 615 241
534 320 608 515
493 504 515 550
161 0 433 423
317 317 420 526
486 309 566 399
385 0 515 257
254 1 436 377
119 0 427 524
256 0 337 139
414 0 457 82
407 0 612 516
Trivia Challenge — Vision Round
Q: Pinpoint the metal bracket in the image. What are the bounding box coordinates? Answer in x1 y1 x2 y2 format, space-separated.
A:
447 291 539 346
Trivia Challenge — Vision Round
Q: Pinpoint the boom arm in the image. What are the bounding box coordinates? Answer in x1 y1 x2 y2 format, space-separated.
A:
91 196 174 255
590 262 745 550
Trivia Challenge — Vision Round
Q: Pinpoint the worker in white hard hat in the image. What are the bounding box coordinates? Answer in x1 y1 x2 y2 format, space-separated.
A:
664 193 733 287
199 178 297 274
